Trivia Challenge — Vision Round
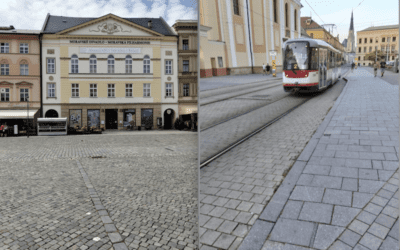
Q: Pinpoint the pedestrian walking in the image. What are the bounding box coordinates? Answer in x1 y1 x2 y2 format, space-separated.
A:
262 63 266 75
351 62 355 72
1 122 8 137
0 124 3 137
373 61 379 77
380 61 386 77
266 63 271 75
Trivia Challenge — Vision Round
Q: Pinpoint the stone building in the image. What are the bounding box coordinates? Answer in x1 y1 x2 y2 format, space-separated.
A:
301 17 345 52
200 0 302 78
356 25 399 66
0 26 41 132
41 13 178 130
172 20 198 129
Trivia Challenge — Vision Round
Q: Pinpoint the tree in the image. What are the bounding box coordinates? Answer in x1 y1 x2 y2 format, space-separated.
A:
365 50 386 62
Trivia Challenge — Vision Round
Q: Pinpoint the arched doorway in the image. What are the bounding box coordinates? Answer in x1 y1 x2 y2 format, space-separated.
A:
45 109 58 118
163 109 175 129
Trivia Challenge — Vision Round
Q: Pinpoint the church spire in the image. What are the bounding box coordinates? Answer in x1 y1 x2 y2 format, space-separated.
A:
349 11 354 31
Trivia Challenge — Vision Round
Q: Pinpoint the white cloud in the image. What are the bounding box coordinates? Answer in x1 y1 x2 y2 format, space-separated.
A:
0 0 197 30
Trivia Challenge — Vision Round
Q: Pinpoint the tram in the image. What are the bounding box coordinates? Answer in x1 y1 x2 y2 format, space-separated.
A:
282 38 345 92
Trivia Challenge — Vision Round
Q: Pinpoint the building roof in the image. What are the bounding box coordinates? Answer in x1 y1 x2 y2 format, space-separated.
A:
0 27 40 34
42 14 176 36
359 24 399 32
301 17 322 29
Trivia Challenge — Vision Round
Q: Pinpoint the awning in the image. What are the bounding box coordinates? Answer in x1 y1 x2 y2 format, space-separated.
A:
179 105 198 115
0 109 39 119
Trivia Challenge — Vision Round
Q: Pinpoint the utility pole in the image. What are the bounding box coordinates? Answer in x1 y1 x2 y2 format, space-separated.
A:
27 97 29 138
386 36 390 62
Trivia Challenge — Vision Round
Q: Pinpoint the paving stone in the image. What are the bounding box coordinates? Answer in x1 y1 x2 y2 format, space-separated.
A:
296 174 314 186
329 240 352 250
232 224 248 237
322 189 352 206
313 225 345 250
331 206 361 227
303 165 331 175
370 196 389 207
238 220 273 250
357 211 377 225
217 221 238 234
368 223 390 239
280 201 303 220
345 159 372 169
342 178 358 191
358 179 385 193
375 214 396 229
213 234 236 249
388 220 399 240
382 161 398 171
358 169 379 180
381 206 398 218
329 166 358 178
310 175 342 189
359 233 383 250
348 220 369 235
298 202 333 224
289 186 324 202
339 229 362 247
200 231 221 246
203 218 224 230
353 244 370 250
378 170 395 181
269 218 315 247
378 236 398 250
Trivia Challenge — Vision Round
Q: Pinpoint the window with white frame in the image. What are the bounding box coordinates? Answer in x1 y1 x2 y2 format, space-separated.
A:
71 54 79 73
143 55 150 73
1 64 9 75
71 83 79 97
143 83 150 97
126 55 132 73
183 83 189 97
183 60 189 72
108 84 115 97
126 83 133 97
90 55 97 73
108 55 115 73
20 43 28 54
0 88 9 102
20 64 29 75
166 83 172 97
90 83 97 97
47 83 55 98
20 88 29 101
1 43 9 53
165 60 172 74
47 58 55 73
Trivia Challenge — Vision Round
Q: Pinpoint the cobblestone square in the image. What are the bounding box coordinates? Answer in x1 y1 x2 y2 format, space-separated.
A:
0 131 198 250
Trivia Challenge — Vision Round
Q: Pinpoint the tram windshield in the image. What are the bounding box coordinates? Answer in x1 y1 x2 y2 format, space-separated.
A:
283 42 310 70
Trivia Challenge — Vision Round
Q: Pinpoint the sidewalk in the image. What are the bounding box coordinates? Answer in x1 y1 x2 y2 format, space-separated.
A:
200 73 281 91
239 69 399 250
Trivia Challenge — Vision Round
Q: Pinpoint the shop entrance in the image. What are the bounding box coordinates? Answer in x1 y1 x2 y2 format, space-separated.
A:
105 109 118 129
163 109 175 129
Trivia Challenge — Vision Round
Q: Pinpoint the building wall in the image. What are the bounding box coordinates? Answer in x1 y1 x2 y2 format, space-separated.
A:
200 0 301 77
356 28 399 66
0 34 41 111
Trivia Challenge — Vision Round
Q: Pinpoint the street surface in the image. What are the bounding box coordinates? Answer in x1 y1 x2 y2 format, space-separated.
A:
200 74 281 91
0 132 198 250
199 72 349 249
360 66 398 86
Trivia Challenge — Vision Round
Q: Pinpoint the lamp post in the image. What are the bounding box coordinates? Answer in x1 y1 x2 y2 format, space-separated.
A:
386 35 390 62
27 96 29 138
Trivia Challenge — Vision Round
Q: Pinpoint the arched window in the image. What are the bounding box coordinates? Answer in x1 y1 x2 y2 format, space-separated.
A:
294 9 297 31
125 55 132 73
273 0 278 23
71 54 78 73
107 55 114 73
90 55 97 73
143 55 150 73
285 3 288 28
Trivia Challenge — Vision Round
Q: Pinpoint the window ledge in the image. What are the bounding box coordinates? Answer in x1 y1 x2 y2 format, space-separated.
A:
125 96 134 98
46 97 57 99
143 96 152 98
165 96 175 99
107 96 116 98
71 96 80 98
90 96 98 98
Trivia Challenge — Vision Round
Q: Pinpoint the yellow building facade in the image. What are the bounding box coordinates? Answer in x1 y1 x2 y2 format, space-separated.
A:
200 0 302 77
356 25 399 66
41 14 179 130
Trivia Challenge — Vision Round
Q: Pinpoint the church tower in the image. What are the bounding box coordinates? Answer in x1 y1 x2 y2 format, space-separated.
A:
346 11 356 53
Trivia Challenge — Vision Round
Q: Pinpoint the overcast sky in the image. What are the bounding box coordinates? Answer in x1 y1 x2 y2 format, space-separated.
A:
300 0 398 43
0 0 197 30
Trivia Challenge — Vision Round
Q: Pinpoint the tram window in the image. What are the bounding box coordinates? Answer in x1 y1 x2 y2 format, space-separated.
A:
310 48 318 70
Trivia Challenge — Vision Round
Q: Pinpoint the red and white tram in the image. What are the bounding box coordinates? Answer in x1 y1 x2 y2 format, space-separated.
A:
282 38 345 92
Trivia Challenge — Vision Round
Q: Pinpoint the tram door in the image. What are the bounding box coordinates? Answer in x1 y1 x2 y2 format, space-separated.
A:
319 49 327 88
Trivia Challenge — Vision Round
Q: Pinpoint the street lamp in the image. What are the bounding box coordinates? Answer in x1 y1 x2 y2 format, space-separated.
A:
26 96 29 138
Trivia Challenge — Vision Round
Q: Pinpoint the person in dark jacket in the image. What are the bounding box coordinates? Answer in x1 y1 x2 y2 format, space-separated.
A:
380 61 386 77
266 64 271 75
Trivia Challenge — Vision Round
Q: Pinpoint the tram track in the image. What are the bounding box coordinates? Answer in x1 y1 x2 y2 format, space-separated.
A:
200 69 351 168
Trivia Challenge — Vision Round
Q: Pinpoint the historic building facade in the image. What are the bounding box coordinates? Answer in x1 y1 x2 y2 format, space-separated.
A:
200 0 302 77
41 14 178 130
0 26 41 130
356 25 399 66
301 17 345 52
172 20 198 128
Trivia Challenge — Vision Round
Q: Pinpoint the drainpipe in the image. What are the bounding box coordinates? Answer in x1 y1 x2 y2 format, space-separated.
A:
39 34 42 118
245 0 254 73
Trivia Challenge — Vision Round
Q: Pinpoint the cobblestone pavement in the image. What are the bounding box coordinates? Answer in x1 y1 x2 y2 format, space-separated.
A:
199 74 348 249
200 74 282 91
0 132 198 250
200 85 290 130
239 69 399 250
360 66 398 86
